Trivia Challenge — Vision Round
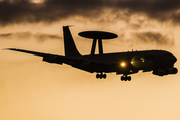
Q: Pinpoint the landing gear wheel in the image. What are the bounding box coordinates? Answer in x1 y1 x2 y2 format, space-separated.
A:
103 74 107 79
120 75 131 81
96 73 107 79
127 76 131 81
121 76 124 81
96 74 100 79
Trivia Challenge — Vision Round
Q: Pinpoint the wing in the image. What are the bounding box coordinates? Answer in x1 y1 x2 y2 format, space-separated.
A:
4 48 83 65
5 48 56 57
5 48 65 64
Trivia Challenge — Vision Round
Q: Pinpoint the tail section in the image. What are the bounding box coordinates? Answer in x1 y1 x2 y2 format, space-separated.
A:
63 26 82 57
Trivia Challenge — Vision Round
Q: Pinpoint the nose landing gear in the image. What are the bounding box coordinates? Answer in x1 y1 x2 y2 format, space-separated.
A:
121 75 131 81
96 73 107 79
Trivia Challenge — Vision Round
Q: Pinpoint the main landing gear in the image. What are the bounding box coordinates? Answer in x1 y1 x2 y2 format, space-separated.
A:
121 75 131 81
96 73 107 79
95 73 131 81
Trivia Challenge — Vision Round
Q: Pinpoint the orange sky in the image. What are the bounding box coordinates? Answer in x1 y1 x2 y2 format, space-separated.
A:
1 0 180 120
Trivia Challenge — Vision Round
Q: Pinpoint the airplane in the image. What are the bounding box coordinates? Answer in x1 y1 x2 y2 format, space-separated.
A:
5 26 178 81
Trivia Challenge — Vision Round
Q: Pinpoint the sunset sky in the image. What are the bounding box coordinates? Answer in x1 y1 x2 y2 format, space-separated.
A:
1 0 180 120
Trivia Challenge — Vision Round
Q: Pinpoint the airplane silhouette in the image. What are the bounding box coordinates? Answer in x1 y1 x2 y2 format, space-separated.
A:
5 26 178 81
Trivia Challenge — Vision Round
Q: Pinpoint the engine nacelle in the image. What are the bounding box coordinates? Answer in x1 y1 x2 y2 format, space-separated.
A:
167 67 178 74
131 56 154 69
153 67 178 76
42 55 62 64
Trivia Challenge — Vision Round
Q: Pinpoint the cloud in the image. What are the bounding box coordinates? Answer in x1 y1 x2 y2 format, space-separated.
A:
0 0 180 25
0 33 12 37
34 32 61 41
133 31 174 46
0 32 61 41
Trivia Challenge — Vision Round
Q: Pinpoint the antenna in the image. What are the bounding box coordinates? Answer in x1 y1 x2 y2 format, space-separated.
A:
78 31 118 55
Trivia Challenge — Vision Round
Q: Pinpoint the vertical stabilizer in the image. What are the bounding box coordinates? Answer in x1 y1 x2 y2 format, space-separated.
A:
63 26 82 57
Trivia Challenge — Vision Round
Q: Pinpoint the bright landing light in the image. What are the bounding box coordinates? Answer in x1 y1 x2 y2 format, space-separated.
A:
120 62 126 67
31 0 44 4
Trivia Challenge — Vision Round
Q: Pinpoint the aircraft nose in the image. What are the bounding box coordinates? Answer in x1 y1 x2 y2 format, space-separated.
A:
174 56 177 63
171 56 177 64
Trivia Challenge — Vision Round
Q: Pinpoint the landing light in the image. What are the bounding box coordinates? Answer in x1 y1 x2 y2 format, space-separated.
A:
120 62 126 67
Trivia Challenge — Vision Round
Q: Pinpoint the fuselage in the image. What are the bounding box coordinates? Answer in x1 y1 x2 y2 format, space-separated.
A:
66 50 177 74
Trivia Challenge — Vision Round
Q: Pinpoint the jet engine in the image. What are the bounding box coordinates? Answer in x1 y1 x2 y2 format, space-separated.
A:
131 56 154 69
153 67 178 76
42 55 62 64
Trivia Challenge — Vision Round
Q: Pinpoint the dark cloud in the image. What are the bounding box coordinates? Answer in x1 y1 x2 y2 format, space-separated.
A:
133 31 174 46
0 32 61 41
0 0 180 25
